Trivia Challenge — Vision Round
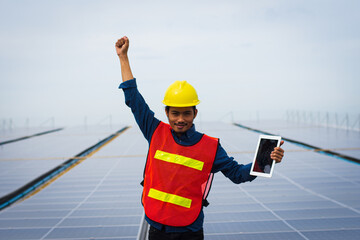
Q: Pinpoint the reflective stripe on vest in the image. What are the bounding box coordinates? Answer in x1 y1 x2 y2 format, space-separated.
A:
142 122 218 227
148 188 192 208
154 150 204 171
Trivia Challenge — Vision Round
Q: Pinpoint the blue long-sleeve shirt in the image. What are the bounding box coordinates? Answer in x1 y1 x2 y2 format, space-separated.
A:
119 79 256 232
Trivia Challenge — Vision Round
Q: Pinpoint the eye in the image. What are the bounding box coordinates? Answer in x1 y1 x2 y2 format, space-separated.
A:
184 111 192 116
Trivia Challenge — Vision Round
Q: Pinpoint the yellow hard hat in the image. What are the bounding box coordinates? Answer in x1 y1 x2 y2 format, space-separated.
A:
162 81 200 107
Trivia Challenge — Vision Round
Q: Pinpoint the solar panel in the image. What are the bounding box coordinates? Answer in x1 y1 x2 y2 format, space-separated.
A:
0 126 124 198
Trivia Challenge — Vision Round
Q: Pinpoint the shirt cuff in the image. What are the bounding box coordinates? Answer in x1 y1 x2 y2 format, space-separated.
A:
118 78 137 89
245 163 257 181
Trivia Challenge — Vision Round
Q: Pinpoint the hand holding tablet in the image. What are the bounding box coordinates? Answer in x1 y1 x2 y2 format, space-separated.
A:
250 135 283 178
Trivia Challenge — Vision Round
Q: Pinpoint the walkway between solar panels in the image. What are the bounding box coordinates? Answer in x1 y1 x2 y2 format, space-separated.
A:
0 126 130 211
137 212 149 240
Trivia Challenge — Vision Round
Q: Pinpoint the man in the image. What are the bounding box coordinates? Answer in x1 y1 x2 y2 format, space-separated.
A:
115 36 284 240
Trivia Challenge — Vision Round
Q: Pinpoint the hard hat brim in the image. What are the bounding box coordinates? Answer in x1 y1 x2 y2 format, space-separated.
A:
162 100 200 107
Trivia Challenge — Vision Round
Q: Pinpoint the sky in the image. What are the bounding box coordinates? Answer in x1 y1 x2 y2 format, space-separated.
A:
0 0 359 128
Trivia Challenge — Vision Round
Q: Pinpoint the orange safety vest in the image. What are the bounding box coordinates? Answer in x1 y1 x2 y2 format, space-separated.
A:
142 122 218 227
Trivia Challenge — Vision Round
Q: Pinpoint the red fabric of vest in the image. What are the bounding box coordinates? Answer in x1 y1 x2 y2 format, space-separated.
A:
142 122 218 227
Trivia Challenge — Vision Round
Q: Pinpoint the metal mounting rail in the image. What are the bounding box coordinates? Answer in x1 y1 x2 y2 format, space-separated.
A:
0 128 64 146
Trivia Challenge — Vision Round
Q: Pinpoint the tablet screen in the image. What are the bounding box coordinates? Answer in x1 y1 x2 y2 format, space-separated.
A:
250 135 281 178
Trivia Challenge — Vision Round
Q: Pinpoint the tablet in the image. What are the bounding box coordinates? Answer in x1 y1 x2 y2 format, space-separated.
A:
250 135 281 178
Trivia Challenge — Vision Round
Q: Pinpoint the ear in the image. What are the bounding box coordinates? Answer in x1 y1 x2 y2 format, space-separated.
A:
194 109 198 119
165 108 170 119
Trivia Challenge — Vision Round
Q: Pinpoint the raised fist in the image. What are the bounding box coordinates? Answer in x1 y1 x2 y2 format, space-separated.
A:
115 36 129 57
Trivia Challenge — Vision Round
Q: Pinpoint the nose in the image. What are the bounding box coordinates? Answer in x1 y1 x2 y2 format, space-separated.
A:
177 114 185 123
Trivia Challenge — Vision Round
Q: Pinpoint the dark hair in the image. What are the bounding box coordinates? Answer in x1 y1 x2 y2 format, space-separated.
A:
165 106 197 114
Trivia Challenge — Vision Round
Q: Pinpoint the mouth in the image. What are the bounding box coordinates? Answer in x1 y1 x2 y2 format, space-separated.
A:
174 123 187 130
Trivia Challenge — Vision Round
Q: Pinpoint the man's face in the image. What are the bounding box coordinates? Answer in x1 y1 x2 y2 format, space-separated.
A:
165 106 198 136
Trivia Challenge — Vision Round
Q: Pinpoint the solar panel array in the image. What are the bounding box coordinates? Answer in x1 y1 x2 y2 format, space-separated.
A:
203 121 360 239
0 125 144 239
0 121 359 239
0 126 122 197
239 119 360 160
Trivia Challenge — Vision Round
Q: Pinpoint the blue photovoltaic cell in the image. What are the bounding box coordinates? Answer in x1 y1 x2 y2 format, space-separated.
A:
206 232 305 240
45 226 139 239
206 211 278 222
59 216 142 227
0 218 59 228
274 208 359 220
302 229 360 240
11 203 79 211
288 217 360 231
0 228 52 239
205 220 292 234
205 203 264 213
0 210 71 219
264 200 340 211
69 208 143 217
